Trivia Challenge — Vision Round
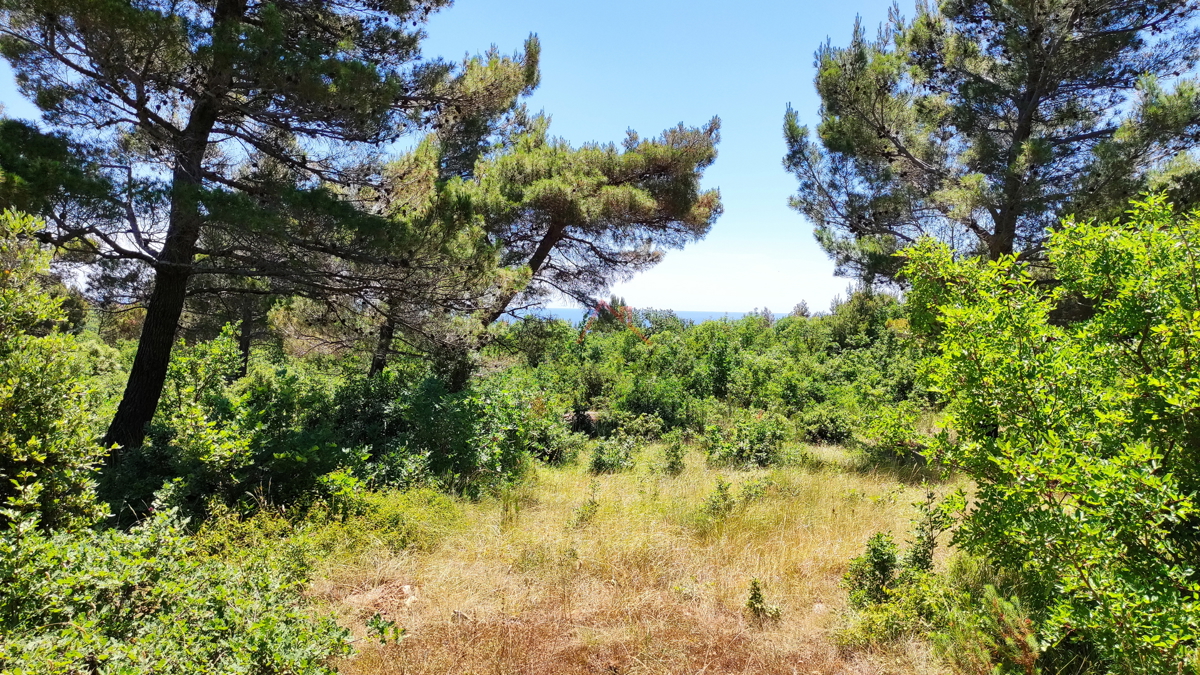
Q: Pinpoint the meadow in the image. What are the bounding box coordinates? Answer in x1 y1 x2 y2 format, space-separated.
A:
230 445 957 675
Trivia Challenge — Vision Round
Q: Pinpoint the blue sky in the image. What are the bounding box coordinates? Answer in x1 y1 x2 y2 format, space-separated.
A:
418 0 897 313
0 0 897 313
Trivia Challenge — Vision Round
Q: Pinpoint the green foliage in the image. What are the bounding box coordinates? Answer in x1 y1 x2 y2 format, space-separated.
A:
700 476 736 521
502 315 575 368
901 491 953 575
844 532 900 609
505 290 923 462
0 512 350 674
796 402 854 443
104 339 574 517
934 586 1043 675
4 0 544 451
834 572 944 651
596 409 666 440
0 119 112 217
0 211 106 530
904 195 1200 671
787 1 1200 280
745 578 781 625
859 401 926 464
836 496 957 652
704 411 787 468
687 476 774 535
359 488 463 552
391 376 536 496
661 429 686 476
105 331 355 520
473 115 722 318
589 434 636 474
366 612 406 645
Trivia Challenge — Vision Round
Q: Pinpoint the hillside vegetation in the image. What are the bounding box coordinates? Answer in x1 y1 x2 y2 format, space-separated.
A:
5 0 1200 671
7 197 1200 673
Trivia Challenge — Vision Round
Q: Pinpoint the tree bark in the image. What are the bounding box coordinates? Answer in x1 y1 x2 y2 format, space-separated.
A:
480 221 565 325
102 0 243 451
237 299 254 379
104 264 193 450
369 315 396 377
990 23 1047 261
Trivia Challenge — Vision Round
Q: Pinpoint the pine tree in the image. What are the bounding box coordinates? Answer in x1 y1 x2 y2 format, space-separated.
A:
472 115 722 323
785 0 1200 282
0 0 539 449
359 113 723 380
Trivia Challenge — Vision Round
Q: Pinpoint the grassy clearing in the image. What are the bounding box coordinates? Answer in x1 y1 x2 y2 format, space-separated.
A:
304 443 962 674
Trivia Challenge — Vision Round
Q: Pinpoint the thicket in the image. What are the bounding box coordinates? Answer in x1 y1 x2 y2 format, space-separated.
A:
20 196 1200 675
497 288 926 454
842 196 1200 674
0 198 933 669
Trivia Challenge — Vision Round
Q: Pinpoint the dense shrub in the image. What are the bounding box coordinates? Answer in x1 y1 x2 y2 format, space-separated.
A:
704 411 788 467
488 289 924 465
0 211 106 530
796 400 854 443
904 195 1200 671
661 429 686 475
104 331 356 520
844 532 899 609
0 512 350 674
589 434 636 474
858 401 926 464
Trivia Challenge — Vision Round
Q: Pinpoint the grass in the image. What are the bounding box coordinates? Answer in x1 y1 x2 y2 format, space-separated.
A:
283 442 963 674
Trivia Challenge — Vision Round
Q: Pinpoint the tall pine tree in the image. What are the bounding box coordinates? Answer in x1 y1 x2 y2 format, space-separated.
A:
785 0 1200 282
473 115 722 324
0 0 538 448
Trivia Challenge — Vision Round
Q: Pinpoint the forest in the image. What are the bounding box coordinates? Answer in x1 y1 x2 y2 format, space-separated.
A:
3 0 1200 673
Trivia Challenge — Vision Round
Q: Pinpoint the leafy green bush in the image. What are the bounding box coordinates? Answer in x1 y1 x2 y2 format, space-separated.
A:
844 532 899 609
0 211 106 530
836 491 957 649
796 401 854 444
904 195 1200 671
859 401 926 464
745 578 781 625
699 476 736 521
589 434 636 474
596 409 665 439
613 373 699 431
704 411 787 467
0 512 350 674
661 429 686 475
105 330 357 520
395 377 535 495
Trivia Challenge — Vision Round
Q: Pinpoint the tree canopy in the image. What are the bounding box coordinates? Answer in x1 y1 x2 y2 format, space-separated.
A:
473 115 722 323
0 0 539 448
785 0 1200 282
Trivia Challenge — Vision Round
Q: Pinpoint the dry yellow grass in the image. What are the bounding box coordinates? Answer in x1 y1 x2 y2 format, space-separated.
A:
312 445 961 674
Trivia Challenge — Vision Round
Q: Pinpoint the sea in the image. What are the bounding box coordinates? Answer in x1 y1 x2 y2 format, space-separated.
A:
516 307 748 325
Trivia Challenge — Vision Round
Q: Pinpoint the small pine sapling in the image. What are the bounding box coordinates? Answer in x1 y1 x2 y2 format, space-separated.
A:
745 578 781 625
662 430 686 476
569 481 601 529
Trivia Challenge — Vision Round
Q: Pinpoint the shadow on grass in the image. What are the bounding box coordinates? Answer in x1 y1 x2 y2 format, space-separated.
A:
797 443 948 486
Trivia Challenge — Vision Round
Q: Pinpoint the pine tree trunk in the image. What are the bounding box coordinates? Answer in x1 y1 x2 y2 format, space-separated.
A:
237 300 253 378
102 0 242 451
481 221 565 325
103 264 192 450
369 316 396 377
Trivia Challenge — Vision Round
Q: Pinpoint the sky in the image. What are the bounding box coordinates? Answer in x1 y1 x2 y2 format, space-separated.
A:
0 0 898 313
